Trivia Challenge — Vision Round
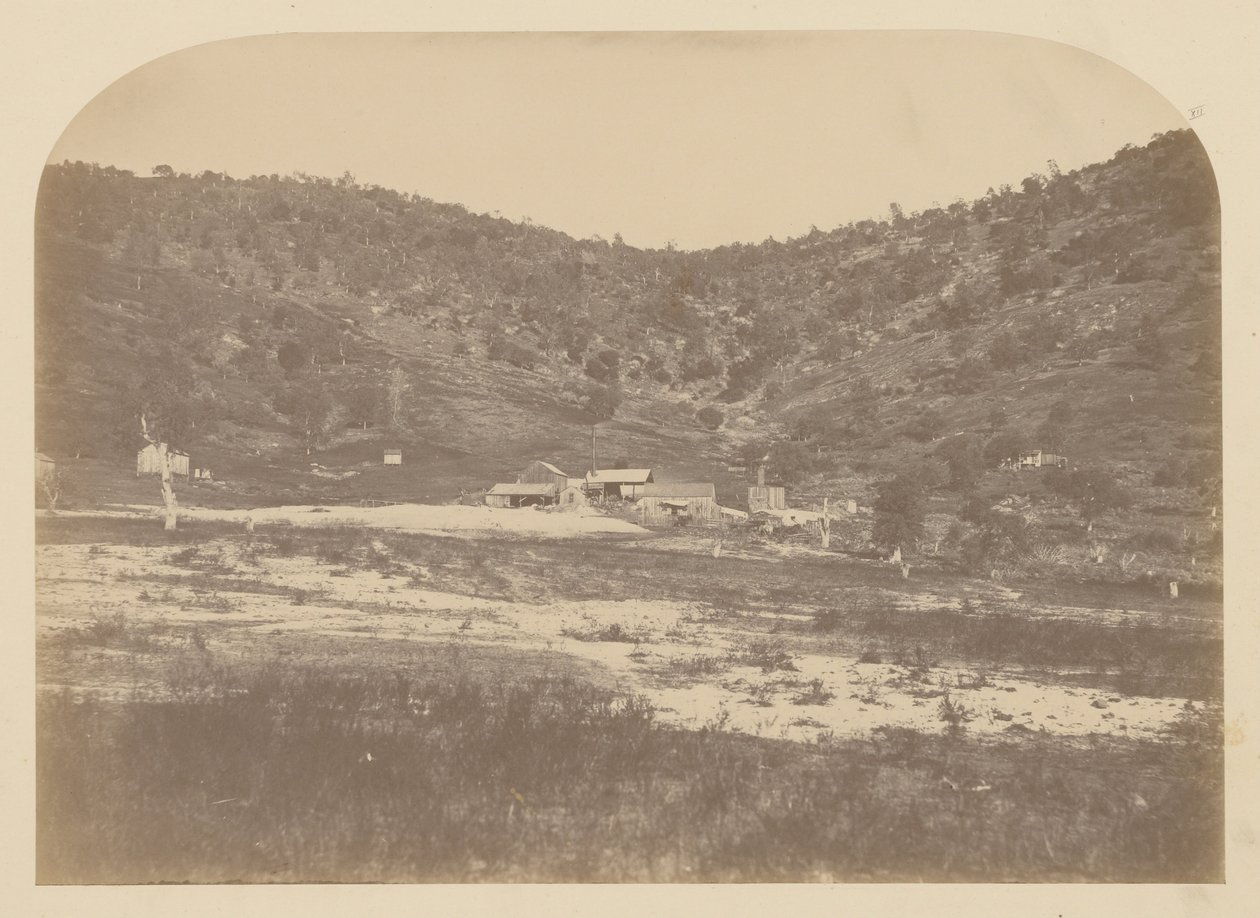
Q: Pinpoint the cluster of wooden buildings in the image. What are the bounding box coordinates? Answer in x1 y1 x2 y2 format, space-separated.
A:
484 460 724 523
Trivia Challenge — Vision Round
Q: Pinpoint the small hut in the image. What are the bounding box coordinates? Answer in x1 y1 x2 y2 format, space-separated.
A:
1018 450 1068 470
558 483 588 510
35 452 55 482
136 444 190 478
639 482 718 523
485 482 558 508
384 448 403 466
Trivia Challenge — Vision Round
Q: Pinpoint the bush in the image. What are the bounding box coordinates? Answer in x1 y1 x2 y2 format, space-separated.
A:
696 406 724 430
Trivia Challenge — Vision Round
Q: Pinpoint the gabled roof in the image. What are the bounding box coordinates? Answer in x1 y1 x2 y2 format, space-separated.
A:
642 482 715 499
138 443 189 457
487 482 557 496
529 460 567 476
565 478 586 489
587 468 653 485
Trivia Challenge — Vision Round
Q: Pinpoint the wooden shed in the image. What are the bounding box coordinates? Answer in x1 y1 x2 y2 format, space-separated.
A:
747 485 786 512
518 460 569 492
747 465 785 511
384 449 403 466
558 484 588 510
35 452 55 482
639 482 719 523
136 443 190 478
1018 450 1068 470
485 482 557 508
585 468 654 500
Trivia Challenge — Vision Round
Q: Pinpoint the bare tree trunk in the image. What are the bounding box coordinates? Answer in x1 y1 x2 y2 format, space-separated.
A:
141 414 179 531
157 441 178 530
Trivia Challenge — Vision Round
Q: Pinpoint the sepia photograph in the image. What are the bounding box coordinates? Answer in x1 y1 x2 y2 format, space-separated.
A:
25 25 1235 889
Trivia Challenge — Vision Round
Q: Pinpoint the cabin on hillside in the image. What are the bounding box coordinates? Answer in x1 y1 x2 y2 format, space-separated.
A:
136 444 190 478
1018 450 1068 470
485 482 558 508
384 448 402 466
518 460 569 492
585 468 654 500
35 452 55 482
639 482 718 523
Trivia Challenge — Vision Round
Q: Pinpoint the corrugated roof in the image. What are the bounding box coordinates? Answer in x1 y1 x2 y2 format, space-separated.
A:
486 482 557 496
530 460 567 476
587 468 653 484
642 482 715 499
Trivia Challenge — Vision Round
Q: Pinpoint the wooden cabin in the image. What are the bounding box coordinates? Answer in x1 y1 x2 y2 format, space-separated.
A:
558 484 588 510
35 452 55 482
384 449 403 466
518 460 569 492
747 464 785 511
585 468 654 500
1018 450 1068 470
639 482 718 522
136 443 190 478
485 482 558 508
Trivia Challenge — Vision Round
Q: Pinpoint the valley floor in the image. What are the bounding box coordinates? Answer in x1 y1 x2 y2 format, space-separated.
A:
34 511 1224 883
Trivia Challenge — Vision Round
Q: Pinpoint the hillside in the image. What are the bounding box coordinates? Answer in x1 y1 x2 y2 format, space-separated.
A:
34 130 1221 582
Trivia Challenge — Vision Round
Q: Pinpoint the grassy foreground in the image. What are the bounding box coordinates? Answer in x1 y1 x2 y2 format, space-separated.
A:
37 662 1222 884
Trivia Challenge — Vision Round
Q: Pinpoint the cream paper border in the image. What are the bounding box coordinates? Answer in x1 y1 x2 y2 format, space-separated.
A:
4 2 1256 916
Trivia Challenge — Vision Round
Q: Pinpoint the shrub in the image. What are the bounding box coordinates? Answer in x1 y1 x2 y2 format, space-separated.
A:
696 406 724 430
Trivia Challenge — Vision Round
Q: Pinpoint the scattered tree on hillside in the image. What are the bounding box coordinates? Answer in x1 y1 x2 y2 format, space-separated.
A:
386 366 410 429
696 406 724 430
1037 400 1074 454
346 383 383 430
275 384 335 456
1046 467 1132 531
936 435 985 492
582 382 622 420
872 472 927 561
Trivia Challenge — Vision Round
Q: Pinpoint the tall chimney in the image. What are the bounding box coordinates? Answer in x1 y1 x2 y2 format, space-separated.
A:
591 426 597 476
757 465 766 487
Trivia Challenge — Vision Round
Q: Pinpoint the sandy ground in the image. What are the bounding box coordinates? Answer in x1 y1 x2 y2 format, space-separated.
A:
36 534 1210 745
41 502 650 537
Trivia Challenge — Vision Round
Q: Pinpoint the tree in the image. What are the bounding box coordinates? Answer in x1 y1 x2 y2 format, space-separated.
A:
1037 400 1074 454
276 341 308 374
582 382 622 420
345 383 383 430
696 406 724 430
126 359 195 530
38 467 69 512
936 435 985 492
386 366 410 429
872 473 927 560
151 164 175 178
275 385 334 456
1046 467 1132 530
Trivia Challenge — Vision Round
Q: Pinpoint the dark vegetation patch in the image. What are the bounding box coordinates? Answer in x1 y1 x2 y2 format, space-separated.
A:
37 662 1223 883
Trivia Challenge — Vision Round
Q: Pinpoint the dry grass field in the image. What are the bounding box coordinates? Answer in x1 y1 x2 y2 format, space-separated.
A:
35 513 1223 882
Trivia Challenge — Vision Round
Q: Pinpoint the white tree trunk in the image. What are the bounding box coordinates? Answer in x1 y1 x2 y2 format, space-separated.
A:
141 413 178 531
157 441 178 531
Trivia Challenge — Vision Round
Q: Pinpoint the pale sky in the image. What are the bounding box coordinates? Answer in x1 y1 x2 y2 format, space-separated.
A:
49 31 1189 250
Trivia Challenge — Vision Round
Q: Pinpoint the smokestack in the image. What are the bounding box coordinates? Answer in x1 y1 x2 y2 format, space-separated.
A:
591 426 597 476
757 465 766 487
